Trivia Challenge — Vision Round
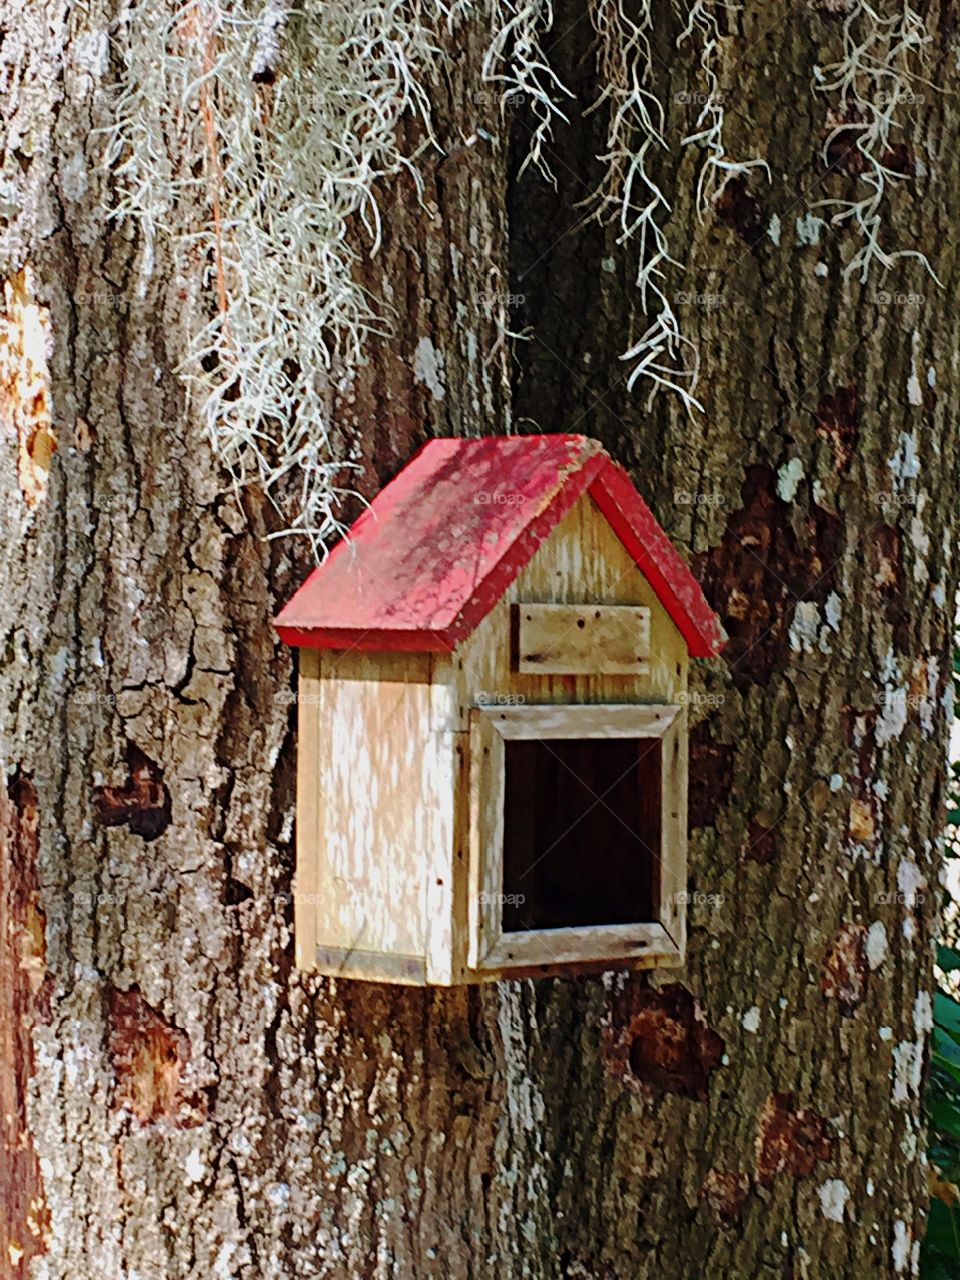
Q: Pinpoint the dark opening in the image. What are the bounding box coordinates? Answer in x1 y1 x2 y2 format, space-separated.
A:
501 738 660 932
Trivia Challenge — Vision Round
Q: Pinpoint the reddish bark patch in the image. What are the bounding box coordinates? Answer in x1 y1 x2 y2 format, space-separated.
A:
743 818 778 865
107 988 206 1128
756 1092 833 1185
605 980 725 1101
715 176 766 249
93 743 171 842
821 923 868 1013
1 268 57 510
700 1168 750 1226
882 145 915 178
842 703 877 779
695 465 845 689
689 721 734 830
822 109 868 177
874 525 910 651
0 772 51 1276
814 386 858 472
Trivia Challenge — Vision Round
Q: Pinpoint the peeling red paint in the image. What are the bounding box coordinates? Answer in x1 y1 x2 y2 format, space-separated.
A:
604 979 725 1101
821 923 868 1013
107 987 206 1129
756 1092 833 1185
700 1168 750 1226
93 743 171 842
1 772 51 1278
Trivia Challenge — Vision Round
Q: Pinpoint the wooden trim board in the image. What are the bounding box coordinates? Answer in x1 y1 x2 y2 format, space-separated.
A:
475 702 680 739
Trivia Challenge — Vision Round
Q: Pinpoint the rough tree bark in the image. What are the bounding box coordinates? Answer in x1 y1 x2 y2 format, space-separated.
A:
1 1 959 1278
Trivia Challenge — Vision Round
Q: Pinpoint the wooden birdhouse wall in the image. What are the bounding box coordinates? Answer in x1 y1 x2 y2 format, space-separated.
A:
294 648 460 984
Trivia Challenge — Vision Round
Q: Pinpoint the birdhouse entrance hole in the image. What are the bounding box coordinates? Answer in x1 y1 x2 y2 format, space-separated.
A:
468 703 684 973
501 736 660 933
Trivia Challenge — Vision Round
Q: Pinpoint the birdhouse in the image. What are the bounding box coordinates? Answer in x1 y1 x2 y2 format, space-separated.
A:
275 435 725 985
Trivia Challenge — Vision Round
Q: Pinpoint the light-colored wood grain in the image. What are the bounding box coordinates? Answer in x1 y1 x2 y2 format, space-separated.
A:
477 702 680 740
481 923 679 969
305 650 451 968
294 647 321 972
658 710 687 954
467 709 503 969
313 945 427 985
422 677 460 984
465 699 688 978
516 603 650 675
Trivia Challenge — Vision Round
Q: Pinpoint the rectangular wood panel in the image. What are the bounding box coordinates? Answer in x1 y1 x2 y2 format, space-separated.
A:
477 702 680 740
516 603 650 675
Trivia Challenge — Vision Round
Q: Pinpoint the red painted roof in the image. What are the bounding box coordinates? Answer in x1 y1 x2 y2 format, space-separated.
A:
274 435 725 657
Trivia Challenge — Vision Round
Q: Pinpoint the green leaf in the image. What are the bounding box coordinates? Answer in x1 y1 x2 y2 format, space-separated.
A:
936 990 960 1033
932 1051 960 1090
921 1243 960 1280
948 809 960 827
939 945 960 974
925 1198 960 1262
930 1100 960 1141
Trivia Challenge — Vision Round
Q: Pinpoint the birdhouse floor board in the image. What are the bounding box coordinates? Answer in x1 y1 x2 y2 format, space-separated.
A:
313 946 427 985
481 922 679 970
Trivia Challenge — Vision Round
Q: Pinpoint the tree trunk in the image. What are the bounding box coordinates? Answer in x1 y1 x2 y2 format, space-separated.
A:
2 1 958 1278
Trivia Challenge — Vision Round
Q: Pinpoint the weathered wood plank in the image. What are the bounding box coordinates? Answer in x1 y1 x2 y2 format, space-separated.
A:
308 650 440 964
481 922 679 969
293 648 321 972
516 602 650 674
477 702 680 740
